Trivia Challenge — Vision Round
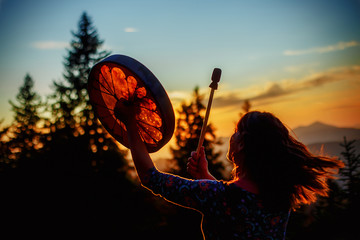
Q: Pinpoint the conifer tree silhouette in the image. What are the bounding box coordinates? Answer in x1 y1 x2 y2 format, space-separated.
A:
44 12 126 174
8 74 43 169
340 137 360 212
51 12 110 126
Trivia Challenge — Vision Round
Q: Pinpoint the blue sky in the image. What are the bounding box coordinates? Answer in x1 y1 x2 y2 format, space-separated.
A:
0 0 359 133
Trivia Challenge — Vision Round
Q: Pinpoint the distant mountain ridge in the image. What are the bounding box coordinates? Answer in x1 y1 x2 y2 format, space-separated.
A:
292 121 360 145
292 121 360 158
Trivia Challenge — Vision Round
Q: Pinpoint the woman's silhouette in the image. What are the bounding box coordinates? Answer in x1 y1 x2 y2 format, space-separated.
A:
120 107 343 239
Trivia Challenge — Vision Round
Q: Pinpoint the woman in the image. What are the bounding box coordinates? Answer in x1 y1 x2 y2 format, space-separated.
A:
120 106 343 239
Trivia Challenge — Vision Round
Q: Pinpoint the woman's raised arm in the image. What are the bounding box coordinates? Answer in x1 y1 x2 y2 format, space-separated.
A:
115 101 154 183
125 118 154 183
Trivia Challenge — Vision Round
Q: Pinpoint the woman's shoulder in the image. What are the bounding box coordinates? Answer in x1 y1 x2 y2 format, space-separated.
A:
223 181 259 206
225 179 258 195
225 182 255 194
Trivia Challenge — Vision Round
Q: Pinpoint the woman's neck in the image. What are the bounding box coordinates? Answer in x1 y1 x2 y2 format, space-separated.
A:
231 177 259 195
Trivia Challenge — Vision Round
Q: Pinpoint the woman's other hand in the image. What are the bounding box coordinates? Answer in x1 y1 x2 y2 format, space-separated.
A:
187 146 216 180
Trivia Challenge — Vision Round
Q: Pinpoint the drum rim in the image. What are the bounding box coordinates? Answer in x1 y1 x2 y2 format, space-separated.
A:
88 54 175 152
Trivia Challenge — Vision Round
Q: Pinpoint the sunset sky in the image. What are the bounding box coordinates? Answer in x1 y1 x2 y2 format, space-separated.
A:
1 0 359 141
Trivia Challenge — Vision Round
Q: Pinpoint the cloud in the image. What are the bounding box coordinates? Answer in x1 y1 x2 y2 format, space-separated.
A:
213 92 243 108
124 27 138 33
264 65 360 96
298 65 360 89
168 90 191 104
212 65 360 108
283 41 360 56
168 91 191 100
157 66 360 113
252 83 287 100
284 62 320 73
31 41 69 50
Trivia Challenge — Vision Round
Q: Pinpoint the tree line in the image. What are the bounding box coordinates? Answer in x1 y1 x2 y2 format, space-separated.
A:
0 12 223 239
0 12 359 239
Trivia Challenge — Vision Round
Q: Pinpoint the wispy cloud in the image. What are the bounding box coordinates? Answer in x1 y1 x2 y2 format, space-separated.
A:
31 41 69 50
283 41 360 56
124 27 138 33
284 62 320 73
212 65 360 108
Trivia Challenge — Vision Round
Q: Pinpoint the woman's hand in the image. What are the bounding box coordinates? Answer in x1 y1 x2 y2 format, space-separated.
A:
187 146 216 180
114 99 138 126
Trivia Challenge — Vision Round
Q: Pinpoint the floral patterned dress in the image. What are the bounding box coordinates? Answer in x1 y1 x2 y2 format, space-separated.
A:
142 167 290 240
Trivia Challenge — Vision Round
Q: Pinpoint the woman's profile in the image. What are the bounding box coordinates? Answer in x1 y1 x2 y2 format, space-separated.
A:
119 107 344 239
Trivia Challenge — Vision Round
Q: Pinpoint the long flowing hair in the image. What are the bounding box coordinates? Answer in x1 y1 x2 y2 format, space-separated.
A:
229 111 344 210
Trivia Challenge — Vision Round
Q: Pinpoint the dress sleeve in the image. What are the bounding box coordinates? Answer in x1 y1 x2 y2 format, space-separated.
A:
141 167 226 213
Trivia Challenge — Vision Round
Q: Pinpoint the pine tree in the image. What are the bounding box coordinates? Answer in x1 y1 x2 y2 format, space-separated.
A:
170 86 224 179
7 74 43 169
0 120 11 171
44 12 126 175
339 137 360 210
51 11 110 126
